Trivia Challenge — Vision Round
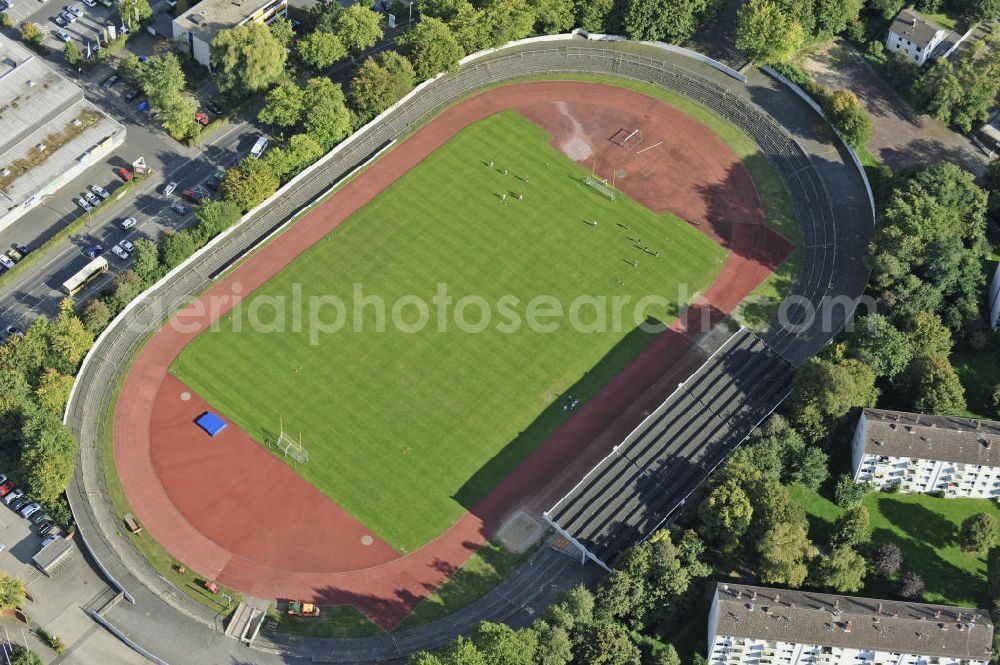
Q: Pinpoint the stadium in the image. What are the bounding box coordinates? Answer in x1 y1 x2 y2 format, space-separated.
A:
65 35 873 660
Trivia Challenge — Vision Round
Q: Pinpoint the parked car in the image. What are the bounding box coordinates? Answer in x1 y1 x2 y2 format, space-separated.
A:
0 475 7 486
56 29 71 41
40 534 60 548
195 111 209 126
111 244 129 260
82 0 95 6
0 255 13 269
5 248 20 262
19 502 41 519
206 169 225 190
116 167 134 182
163 181 178 196
84 191 99 206
4 490 23 506
30 511 48 526
120 216 137 230
38 522 56 537
91 184 110 199
0 481 13 498
10 496 29 512
123 88 139 102
76 197 92 211
53 14 67 26
84 245 102 258
102 75 118 90
14 245 29 257
61 10 76 22
136 100 150 112
120 239 135 252
181 189 206 204
170 202 187 214
4 326 22 338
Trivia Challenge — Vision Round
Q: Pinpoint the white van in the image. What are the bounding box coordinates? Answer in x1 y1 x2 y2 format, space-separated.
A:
250 135 269 159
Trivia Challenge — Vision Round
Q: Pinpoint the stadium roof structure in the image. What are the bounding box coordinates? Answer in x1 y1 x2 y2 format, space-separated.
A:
0 34 125 228
859 408 1000 466
712 583 994 661
196 412 228 437
545 329 793 568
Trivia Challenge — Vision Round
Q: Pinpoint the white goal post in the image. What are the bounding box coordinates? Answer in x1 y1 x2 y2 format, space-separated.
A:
271 427 310 463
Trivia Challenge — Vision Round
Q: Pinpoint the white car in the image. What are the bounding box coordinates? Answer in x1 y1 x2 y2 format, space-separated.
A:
120 239 135 252
90 184 110 199
56 30 71 42
120 216 137 230
163 181 178 196
111 244 129 260
76 198 92 212
81 0 95 6
84 191 100 206
3 489 22 506
0 255 13 270
19 502 40 519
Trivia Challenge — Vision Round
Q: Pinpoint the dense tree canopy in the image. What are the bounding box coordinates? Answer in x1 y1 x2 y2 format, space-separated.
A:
350 51 417 119
736 0 804 64
334 4 384 54
211 22 286 96
401 16 464 80
297 31 348 70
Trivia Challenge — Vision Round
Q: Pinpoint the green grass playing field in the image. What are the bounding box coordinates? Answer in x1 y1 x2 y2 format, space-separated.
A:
172 111 726 551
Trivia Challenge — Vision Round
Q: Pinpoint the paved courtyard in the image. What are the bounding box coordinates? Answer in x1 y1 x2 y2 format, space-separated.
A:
799 38 990 175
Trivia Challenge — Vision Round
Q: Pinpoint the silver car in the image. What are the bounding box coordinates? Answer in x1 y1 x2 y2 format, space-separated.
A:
84 191 99 206
3 489 23 506
111 244 129 260
77 198 92 212
19 502 41 519
90 184 110 199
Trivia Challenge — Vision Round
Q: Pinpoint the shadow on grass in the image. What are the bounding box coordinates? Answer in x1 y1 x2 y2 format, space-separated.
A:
878 499 956 550
870 526 984 606
452 319 666 511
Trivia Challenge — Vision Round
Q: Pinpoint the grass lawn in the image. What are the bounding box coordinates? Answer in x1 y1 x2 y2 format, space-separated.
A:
791 486 1000 607
395 540 534 631
923 11 959 31
265 604 383 638
172 111 726 552
952 341 1000 420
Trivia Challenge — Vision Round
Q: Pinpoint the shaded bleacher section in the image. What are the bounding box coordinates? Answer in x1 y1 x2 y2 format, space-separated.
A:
544 329 793 567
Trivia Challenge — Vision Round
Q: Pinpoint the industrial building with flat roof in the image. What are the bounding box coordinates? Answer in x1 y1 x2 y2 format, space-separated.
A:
708 583 994 665
0 34 125 232
172 0 288 68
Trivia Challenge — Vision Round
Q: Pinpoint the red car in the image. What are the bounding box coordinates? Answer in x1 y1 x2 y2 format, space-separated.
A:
116 167 134 182
195 112 209 126
181 189 207 205
0 481 15 497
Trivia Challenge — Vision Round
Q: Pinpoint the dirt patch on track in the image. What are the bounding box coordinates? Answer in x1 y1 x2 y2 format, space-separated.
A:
114 80 791 630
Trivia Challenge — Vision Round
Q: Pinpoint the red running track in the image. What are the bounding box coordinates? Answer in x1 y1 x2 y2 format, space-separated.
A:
114 81 792 630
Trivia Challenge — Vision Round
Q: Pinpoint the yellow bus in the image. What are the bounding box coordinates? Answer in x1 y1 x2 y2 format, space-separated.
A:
62 257 109 296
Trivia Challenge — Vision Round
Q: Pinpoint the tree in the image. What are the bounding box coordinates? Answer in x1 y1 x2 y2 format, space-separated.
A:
133 53 186 105
960 513 999 553
471 622 537 663
873 542 903 578
822 88 870 149
8 647 41 665
259 81 305 129
302 78 352 150
899 353 966 415
0 572 25 610
19 410 79 506
624 0 708 43
402 16 464 80
698 480 753 551
47 298 93 374
814 0 861 36
481 0 535 47
34 368 74 414
334 4 384 55
157 92 200 141
834 473 871 509
832 505 871 547
222 158 280 211
211 22 286 96
131 239 162 285
531 620 573 665
529 0 575 33
297 31 347 70
757 521 815 587
20 22 44 48
160 230 199 270
448 2 491 53
967 0 1000 21
818 546 866 593
269 16 294 47
81 298 112 333
64 40 83 68
194 199 243 240
118 0 152 31
574 0 613 31
656 645 682 665
574 623 641 665
310 0 343 34
546 584 594 631
902 310 953 357
788 357 878 441
898 571 924 599
846 314 914 378
350 51 417 119
786 445 829 491
735 0 803 64
992 384 1000 419
421 0 465 20
109 270 144 313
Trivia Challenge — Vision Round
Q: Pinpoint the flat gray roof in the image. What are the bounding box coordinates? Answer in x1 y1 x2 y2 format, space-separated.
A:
860 408 1000 466
173 0 285 46
890 8 945 48
0 34 124 208
714 583 993 660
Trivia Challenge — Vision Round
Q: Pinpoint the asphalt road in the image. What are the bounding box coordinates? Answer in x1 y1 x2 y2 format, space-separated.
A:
0 8 263 329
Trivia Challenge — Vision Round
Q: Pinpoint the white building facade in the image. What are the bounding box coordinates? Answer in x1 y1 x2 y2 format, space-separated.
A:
885 9 947 66
851 409 1000 498
708 583 993 665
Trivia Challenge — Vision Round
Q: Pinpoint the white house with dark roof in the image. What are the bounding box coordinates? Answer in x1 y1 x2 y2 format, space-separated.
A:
851 408 1000 498
708 583 994 665
886 8 948 66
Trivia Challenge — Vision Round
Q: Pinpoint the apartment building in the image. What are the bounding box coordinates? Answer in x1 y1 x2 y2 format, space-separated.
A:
885 8 948 66
851 408 1000 498
708 583 993 665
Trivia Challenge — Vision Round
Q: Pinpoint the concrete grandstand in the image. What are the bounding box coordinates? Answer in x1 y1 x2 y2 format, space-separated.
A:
0 33 125 231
